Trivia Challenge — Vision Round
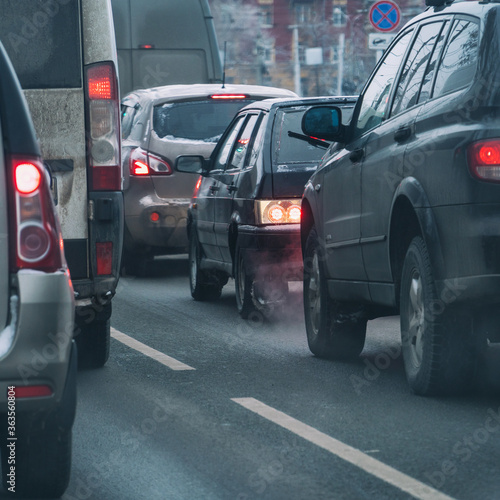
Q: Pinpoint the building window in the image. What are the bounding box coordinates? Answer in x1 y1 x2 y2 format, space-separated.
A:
261 5 273 27
332 6 346 27
295 4 314 25
259 41 275 64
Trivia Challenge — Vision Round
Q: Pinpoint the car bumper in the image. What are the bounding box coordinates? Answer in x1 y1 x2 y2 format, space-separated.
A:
237 224 303 280
125 197 190 252
0 269 75 414
431 203 500 305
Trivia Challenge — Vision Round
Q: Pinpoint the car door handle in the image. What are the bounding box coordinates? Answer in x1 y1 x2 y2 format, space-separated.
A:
209 183 219 193
349 149 364 163
227 184 237 193
394 126 412 143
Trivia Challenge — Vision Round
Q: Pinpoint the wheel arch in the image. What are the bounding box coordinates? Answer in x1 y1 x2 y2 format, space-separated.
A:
389 177 445 305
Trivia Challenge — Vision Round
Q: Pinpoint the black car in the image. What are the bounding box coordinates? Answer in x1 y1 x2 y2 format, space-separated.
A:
300 0 500 396
176 96 356 318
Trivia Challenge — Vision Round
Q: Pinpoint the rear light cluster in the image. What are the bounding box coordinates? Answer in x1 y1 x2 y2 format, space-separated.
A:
129 147 172 176
8 156 64 272
468 139 500 183
11 385 53 398
255 200 302 225
86 62 121 191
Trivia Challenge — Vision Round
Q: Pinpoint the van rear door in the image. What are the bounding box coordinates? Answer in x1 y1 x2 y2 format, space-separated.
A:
112 0 223 95
0 0 89 277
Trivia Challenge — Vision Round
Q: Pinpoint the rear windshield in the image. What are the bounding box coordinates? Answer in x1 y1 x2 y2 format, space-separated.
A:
153 99 255 142
0 0 82 89
273 105 355 165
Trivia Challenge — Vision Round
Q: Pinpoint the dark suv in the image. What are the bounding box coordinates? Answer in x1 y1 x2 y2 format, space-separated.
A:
300 0 500 396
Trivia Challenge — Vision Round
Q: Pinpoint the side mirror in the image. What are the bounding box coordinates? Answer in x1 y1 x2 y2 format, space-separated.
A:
301 106 343 142
175 155 206 175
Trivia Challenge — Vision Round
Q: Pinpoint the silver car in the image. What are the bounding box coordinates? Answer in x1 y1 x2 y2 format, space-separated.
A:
0 42 76 497
120 83 297 275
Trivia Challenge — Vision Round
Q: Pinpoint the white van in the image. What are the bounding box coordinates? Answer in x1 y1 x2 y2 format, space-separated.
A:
111 0 223 96
0 0 123 368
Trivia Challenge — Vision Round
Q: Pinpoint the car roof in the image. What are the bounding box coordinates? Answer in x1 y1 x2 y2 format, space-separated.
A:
236 95 358 114
403 0 499 29
121 83 298 107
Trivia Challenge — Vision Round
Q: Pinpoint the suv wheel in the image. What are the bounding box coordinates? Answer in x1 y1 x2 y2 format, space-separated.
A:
122 250 152 277
189 228 222 301
1 426 72 498
303 227 366 360
400 236 479 395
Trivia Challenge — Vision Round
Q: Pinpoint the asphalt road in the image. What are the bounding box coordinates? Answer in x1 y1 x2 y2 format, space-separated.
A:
12 255 500 499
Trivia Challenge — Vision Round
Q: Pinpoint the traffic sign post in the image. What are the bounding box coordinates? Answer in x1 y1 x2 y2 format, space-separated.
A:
369 1 401 32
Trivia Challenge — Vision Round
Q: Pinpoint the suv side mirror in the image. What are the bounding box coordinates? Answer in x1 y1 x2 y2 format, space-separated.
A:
175 155 206 175
301 106 344 142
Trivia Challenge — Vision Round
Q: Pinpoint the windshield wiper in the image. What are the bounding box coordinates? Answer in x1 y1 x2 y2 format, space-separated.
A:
287 131 330 149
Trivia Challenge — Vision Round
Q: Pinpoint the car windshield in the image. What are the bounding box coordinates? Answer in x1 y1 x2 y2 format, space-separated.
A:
153 99 255 142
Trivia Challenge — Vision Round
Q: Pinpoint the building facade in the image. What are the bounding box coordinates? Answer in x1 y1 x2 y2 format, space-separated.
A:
210 0 426 96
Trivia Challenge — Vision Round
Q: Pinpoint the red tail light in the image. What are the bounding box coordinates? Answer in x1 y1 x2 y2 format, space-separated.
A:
210 94 248 100
15 163 41 194
468 139 500 183
96 241 113 275
129 148 171 176
85 62 121 191
12 385 53 398
8 156 64 272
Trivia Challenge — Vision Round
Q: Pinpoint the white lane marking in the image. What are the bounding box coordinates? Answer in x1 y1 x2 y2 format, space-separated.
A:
111 328 195 371
232 398 455 500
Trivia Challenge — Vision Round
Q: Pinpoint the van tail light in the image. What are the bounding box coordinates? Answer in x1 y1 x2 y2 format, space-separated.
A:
85 62 121 191
7 155 64 272
129 148 172 176
468 140 500 183
255 199 302 225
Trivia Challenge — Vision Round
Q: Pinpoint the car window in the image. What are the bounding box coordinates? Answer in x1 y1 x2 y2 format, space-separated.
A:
391 22 443 116
354 30 414 138
226 114 259 171
246 114 266 170
121 105 137 140
432 18 479 97
212 115 246 171
0 0 82 89
273 107 330 165
418 20 450 103
153 99 255 143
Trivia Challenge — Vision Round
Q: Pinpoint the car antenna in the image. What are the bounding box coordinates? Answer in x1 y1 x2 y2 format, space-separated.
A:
222 41 227 89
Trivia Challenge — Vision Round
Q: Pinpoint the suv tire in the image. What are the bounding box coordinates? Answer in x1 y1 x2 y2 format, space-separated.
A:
1 426 72 498
303 227 367 360
189 228 222 301
400 236 479 396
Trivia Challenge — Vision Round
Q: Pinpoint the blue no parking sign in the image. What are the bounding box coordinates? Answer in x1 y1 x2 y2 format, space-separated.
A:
369 1 401 32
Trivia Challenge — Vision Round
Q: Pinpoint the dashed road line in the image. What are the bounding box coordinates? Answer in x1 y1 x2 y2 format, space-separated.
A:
232 397 455 500
111 327 195 371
